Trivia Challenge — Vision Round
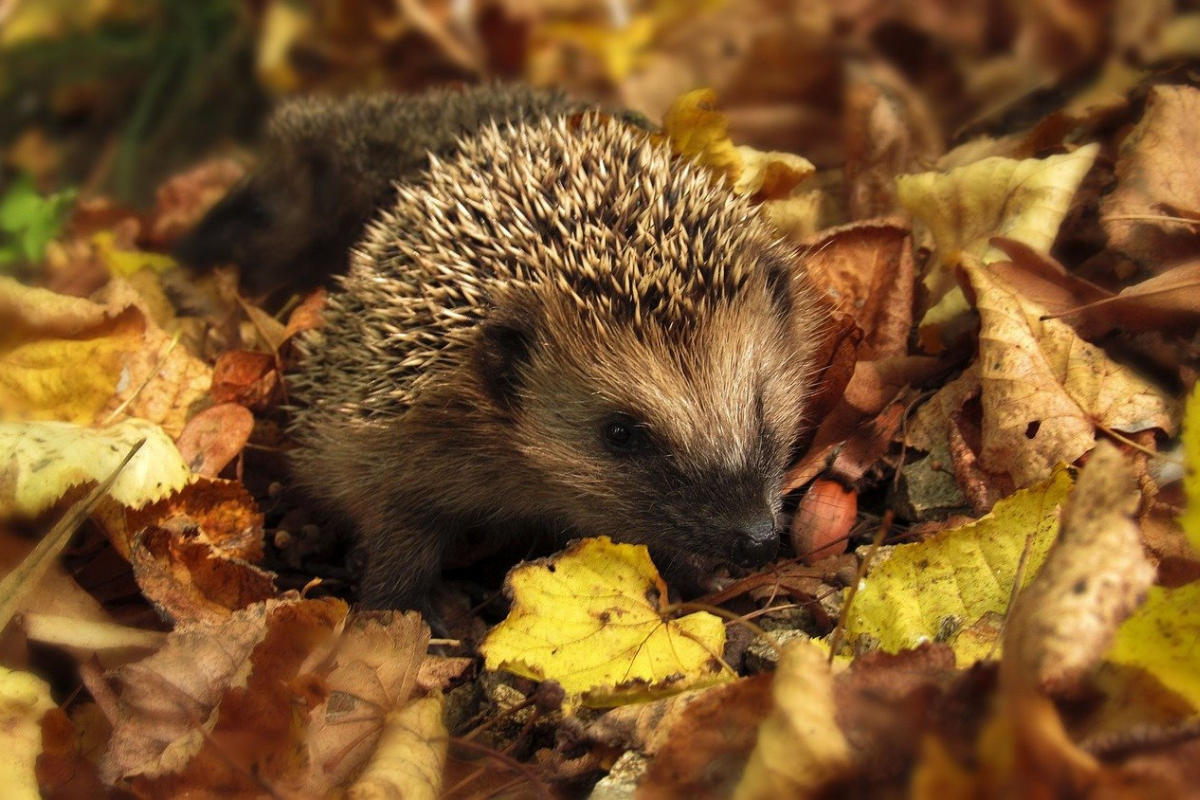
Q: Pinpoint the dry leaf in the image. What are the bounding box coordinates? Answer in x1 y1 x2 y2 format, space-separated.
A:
734 640 851 799
174 403 255 477
1004 441 1155 694
800 218 915 359
962 256 1178 488
1101 85 1200 267
638 676 773 796
346 694 447 800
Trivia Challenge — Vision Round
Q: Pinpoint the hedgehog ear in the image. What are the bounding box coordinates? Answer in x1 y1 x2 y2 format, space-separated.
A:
476 316 536 411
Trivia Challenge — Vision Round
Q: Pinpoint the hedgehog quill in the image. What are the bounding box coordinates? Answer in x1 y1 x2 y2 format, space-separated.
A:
285 107 823 612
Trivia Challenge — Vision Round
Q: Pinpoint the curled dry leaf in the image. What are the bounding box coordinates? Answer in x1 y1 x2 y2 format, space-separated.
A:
1003 441 1155 695
897 145 1098 348
346 694 447 800
0 418 190 518
130 525 276 624
480 537 730 709
961 256 1178 488
733 640 851 799
661 88 815 201
1101 85 1200 267
97 476 264 562
210 350 279 410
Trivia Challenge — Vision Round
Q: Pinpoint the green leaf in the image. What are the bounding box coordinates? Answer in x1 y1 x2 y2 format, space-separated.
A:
0 174 76 265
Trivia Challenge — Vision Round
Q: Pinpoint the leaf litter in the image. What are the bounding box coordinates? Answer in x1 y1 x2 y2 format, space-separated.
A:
3 2 1200 797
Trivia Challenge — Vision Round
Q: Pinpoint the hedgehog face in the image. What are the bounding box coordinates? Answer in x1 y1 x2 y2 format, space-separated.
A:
485 269 814 574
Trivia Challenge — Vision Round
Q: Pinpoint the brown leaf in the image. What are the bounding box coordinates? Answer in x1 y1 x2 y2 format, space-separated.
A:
210 350 280 410
98 477 265 563
961 256 1178 488
1003 441 1156 696
1101 85 1200 268
101 597 348 791
131 525 277 624
637 676 773 797
175 403 255 477
801 218 916 359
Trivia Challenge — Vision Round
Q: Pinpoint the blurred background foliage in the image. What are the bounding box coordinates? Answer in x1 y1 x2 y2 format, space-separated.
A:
1 0 1199 204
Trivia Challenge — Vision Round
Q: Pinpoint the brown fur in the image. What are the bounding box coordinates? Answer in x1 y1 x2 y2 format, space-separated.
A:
289 114 823 610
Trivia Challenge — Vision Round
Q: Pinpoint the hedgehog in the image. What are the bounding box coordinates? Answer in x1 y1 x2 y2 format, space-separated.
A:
173 84 579 296
289 112 823 612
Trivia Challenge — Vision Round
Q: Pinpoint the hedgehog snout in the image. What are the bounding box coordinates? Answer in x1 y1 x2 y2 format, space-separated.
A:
729 516 780 567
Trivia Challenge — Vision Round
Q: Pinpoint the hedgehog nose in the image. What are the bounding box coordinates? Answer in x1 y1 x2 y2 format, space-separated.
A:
731 518 779 567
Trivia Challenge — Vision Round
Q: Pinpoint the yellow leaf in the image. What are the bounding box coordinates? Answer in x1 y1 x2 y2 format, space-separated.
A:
0 418 191 517
256 0 311 93
662 89 744 186
93 231 177 277
897 145 1098 348
661 90 815 201
480 537 731 708
844 468 1074 665
348 694 446 800
1182 385 1200 552
734 641 850 799
0 278 143 423
1108 583 1200 710
0 667 55 800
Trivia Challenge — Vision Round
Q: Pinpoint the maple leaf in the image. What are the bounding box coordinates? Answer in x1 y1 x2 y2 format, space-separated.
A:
480 537 731 708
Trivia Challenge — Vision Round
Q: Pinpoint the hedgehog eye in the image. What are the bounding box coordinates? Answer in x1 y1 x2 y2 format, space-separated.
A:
601 414 645 455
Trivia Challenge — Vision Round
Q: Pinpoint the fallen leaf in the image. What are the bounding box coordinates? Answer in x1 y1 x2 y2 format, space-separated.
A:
210 350 279 410
1003 441 1156 695
1108 582 1200 711
733 640 851 799
480 537 731 708
148 159 246 247
0 667 55 799
347 694 447 800
174 403 255 477
897 145 1098 349
661 88 815 200
800 218 915 359
961 256 1178 488
308 611 433 796
638 676 773 796
1101 85 1200 267
101 596 348 788
0 278 143 423
845 468 1073 664
1182 385 1200 553
0 419 190 518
